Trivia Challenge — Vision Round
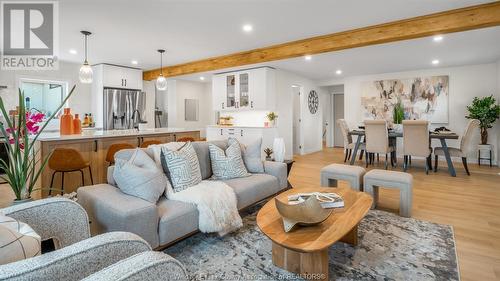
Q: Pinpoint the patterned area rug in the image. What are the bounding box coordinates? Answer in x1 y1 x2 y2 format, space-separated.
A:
165 204 459 281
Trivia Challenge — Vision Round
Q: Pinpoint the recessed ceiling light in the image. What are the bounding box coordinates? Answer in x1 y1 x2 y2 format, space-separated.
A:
199 76 205 81
335 69 342 75
432 59 440 65
69 49 77 55
433 35 443 42
131 60 138 65
242 24 253 32
304 55 312 61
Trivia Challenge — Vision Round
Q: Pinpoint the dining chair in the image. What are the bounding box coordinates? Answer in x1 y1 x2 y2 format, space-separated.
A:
402 120 431 174
434 119 479 176
364 120 395 169
337 119 365 162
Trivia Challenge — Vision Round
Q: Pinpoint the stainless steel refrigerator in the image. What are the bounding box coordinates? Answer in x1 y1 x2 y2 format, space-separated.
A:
103 88 146 130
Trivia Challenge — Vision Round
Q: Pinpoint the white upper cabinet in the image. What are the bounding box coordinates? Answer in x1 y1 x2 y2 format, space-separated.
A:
212 67 275 111
101 64 143 90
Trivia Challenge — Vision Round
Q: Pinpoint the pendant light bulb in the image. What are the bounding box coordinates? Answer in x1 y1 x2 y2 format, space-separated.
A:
79 31 93 84
156 49 167 90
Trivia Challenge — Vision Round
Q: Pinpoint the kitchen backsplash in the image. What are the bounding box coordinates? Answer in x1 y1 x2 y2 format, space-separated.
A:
220 110 271 127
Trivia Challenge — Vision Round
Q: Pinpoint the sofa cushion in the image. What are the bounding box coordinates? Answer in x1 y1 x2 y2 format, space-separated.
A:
113 149 167 203
191 140 227 180
0 214 41 265
223 174 280 209
229 138 264 173
148 142 185 168
209 141 250 180
160 142 202 194
157 198 199 246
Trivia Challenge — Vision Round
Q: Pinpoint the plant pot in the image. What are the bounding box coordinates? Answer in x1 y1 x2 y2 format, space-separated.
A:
393 124 403 133
480 128 488 145
265 156 272 161
12 197 33 206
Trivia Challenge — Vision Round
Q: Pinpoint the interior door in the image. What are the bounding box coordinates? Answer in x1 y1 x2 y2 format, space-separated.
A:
334 94 345 147
292 86 301 155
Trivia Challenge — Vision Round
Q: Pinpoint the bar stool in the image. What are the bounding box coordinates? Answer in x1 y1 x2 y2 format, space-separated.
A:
140 140 161 148
48 148 93 195
177 137 195 142
106 143 135 165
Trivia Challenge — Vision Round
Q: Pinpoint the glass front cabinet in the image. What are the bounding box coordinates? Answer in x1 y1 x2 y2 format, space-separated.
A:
212 67 275 111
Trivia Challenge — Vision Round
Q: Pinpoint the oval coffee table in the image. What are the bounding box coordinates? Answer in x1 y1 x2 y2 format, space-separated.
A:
256 187 373 281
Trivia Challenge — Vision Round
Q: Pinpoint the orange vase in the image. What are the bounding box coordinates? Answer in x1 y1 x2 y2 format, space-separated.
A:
60 108 74 135
73 114 82 134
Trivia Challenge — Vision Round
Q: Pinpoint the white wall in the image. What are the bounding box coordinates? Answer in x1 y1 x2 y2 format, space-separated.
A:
323 63 499 164
497 60 500 167
275 69 325 159
162 79 212 137
0 61 92 127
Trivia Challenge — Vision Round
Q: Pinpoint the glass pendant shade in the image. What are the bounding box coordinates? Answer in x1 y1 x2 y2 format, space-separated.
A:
156 75 167 90
79 62 93 83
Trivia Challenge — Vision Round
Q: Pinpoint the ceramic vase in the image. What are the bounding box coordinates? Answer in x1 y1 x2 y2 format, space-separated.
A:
273 138 285 163
73 114 82 134
60 108 74 135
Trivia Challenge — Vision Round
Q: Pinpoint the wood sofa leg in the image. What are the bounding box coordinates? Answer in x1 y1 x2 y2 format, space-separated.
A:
462 157 470 176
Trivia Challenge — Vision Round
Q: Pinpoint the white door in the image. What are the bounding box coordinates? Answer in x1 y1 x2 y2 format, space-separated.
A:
334 94 345 147
292 86 302 155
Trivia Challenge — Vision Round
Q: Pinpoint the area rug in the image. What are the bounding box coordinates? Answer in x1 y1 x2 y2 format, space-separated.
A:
165 204 459 281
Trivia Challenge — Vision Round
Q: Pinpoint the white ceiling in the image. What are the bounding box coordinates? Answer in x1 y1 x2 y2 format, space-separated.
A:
59 0 495 72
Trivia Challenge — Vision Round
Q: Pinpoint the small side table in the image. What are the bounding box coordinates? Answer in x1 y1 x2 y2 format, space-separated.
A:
478 144 492 167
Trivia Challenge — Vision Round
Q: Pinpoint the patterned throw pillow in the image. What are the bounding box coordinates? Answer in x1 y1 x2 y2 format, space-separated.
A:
209 141 250 180
160 142 202 193
228 137 264 173
0 214 41 265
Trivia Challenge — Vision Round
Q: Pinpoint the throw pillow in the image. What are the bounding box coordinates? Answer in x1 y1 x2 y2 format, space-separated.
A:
160 142 202 194
148 142 186 168
228 137 264 173
0 214 41 265
209 141 251 180
113 148 167 203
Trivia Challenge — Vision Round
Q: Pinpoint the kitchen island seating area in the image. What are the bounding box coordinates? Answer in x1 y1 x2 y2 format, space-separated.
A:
338 119 480 177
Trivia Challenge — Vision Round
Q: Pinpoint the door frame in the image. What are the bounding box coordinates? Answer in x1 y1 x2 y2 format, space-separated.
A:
292 84 304 155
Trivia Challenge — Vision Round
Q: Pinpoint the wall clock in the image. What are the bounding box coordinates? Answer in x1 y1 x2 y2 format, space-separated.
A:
308 90 319 114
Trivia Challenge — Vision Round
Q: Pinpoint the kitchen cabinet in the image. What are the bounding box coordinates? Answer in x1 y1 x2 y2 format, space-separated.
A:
206 126 277 159
101 64 143 90
212 67 275 111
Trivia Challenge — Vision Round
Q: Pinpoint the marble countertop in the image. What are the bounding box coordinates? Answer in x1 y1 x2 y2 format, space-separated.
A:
36 128 201 142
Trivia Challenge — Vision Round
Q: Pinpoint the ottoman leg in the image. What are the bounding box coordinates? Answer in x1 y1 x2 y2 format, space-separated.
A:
321 176 338 187
399 187 412 217
364 183 378 209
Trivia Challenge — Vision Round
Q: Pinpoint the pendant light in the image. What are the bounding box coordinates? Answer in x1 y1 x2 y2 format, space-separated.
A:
79 31 93 84
156 49 167 90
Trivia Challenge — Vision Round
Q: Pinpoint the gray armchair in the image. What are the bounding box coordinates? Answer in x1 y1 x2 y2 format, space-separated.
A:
0 198 188 281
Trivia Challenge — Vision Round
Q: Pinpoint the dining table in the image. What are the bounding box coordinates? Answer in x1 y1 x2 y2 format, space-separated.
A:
348 130 460 176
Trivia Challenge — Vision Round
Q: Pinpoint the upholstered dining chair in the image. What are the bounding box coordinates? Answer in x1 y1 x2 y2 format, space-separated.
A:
434 119 480 176
337 119 365 162
402 120 431 174
364 120 395 169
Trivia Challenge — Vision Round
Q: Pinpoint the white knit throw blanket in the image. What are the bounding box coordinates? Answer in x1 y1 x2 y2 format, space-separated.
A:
167 180 242 236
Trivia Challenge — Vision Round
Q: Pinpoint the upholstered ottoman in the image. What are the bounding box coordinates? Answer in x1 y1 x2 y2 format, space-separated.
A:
363 169 413 217
320 164 366 191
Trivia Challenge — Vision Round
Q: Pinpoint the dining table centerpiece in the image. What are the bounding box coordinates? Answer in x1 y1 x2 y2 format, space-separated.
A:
392 99 405 133
0 86 75 204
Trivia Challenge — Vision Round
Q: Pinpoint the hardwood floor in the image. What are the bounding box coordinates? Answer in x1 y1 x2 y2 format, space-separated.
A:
289 147 500 281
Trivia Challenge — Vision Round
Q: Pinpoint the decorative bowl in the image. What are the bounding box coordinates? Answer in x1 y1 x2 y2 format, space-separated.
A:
274 196 333 232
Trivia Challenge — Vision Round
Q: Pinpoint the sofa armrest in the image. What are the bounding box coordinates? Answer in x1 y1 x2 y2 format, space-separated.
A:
82 251 188 281
77 184 160 248
263 161 288 190
1 197 90 249
0 232 151 281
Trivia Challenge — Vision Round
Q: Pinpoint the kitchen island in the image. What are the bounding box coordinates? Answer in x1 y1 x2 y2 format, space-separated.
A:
35 128 200 198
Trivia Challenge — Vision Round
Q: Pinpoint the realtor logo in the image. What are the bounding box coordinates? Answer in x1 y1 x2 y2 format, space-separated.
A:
1 1 59 70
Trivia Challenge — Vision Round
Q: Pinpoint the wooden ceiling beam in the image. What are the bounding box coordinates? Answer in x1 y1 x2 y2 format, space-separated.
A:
143 2 500 80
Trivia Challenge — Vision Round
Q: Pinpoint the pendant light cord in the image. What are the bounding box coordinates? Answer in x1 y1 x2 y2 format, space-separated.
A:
160 52 163 76
84 34 88 64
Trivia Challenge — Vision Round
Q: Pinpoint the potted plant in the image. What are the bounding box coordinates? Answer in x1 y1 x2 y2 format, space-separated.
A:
392 99 404 132
0 86 75 204
466 95 500 144
264 148 273 161
266 112 278 127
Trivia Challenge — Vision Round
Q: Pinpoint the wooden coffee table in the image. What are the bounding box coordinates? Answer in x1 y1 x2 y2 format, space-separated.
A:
256 187 373 280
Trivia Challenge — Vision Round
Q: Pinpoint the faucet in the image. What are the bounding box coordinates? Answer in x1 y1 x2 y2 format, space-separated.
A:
131 110 142 129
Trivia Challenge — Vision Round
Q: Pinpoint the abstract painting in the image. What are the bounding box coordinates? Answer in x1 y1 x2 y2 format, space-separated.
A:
361 75 449 123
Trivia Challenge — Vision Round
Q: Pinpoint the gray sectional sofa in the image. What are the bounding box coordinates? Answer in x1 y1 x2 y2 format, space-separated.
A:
78 140 288 249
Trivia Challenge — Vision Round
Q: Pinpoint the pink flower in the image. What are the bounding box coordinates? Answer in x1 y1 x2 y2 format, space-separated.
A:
26 112 44 123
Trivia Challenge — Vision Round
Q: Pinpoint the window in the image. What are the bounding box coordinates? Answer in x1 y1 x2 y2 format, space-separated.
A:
19 79 68 117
